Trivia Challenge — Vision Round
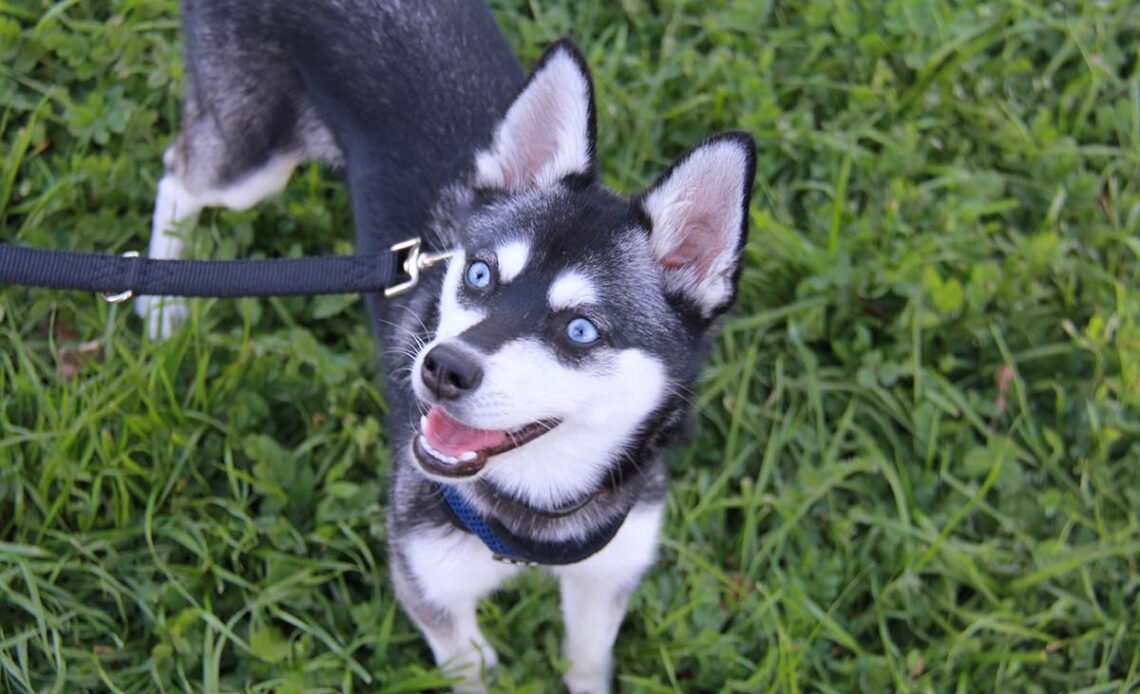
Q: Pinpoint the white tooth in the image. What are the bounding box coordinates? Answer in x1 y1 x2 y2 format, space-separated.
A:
460 451 477 462
419 437 458 465
420 415 429 430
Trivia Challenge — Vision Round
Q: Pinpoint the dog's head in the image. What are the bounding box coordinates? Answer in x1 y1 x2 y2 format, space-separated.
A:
411 40 755 506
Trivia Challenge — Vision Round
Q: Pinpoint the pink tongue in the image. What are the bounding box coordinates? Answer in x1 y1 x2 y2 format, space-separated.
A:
423 407 508 457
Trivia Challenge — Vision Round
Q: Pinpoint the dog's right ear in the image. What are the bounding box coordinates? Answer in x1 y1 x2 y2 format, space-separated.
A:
475 39 597 192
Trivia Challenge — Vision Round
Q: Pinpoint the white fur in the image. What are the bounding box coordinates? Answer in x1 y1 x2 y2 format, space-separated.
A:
400 525 521 692
640 140 749 316
409 256 669 691
197 152 299 211
476 342 666 508
152 29 679 694
547 270 598 310
141 152 300 338
495 240 530 283
412 334 669 509
402 503 664 694
553 502 664 693
137 173 202 339
434 252 487 340
474 48 591 191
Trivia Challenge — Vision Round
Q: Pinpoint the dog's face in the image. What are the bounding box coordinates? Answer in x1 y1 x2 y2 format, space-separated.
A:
410 41 755 506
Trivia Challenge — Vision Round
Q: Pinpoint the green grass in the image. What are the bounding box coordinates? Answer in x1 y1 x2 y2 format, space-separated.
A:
2 0 1138 691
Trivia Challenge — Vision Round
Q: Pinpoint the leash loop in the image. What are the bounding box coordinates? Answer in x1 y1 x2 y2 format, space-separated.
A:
101 251 140 303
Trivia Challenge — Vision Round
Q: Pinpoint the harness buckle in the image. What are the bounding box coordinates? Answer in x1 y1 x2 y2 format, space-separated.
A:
384 238 455 298
101 251 139 303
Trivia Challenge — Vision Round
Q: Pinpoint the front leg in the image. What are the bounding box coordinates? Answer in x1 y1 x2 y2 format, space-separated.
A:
391 525 520 692
554 502 665 694
557 571 637 694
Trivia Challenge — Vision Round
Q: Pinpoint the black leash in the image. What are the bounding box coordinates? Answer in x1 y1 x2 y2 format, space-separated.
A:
0 237 452 302
3 237 632 565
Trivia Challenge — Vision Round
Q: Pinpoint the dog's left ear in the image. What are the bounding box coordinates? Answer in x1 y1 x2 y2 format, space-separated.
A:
475 39 596 191
635 132 757 319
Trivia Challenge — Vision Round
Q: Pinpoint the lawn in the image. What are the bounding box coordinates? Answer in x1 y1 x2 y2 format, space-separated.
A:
1 0 1138 691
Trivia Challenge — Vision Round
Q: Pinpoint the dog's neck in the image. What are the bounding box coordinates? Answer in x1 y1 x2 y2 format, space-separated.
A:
435 480 626 565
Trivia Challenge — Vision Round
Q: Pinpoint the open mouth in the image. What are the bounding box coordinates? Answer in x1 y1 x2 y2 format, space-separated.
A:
413 406 560 478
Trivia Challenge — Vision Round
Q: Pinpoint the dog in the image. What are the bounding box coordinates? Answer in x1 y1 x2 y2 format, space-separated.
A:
143 1 755 691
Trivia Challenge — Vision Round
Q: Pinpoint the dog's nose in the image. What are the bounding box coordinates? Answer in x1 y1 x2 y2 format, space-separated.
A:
421 343 483 399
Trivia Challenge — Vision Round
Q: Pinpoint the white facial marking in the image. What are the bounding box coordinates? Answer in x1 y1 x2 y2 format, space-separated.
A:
547 270 599 310
434 251 486 341
496 240 530 283
454 340 668 507
411 252 488 400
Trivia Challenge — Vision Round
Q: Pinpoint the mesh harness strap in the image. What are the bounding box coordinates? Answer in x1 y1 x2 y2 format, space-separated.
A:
436 482 628 566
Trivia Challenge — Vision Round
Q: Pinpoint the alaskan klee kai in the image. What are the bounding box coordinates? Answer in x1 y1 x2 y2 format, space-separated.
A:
144 1 755 691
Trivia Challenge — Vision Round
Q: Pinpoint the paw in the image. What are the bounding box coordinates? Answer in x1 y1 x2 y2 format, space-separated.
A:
563 660 612 694
136 295 188 340
451 676 489 694
445 642 498 694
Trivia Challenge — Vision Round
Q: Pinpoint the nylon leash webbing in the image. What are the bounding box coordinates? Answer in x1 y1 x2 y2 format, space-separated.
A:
0 239 452 300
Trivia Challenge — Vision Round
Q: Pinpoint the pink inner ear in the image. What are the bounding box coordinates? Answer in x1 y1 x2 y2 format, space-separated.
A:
661 222 721 276
514 137 560 187
475 49 592 190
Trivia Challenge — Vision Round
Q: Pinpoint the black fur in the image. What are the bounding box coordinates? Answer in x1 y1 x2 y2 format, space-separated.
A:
175 0 522 271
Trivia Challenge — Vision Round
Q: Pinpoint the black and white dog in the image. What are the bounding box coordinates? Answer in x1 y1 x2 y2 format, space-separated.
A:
144 1 755 691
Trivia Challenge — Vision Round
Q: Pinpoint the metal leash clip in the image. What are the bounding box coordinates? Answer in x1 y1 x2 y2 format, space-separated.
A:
385 238 454 298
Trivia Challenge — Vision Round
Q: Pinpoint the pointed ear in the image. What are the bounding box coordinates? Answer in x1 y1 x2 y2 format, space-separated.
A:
635 132 757 318
474 39 596 192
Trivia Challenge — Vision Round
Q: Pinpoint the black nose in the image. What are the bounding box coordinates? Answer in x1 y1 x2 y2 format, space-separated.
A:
421 343 483 400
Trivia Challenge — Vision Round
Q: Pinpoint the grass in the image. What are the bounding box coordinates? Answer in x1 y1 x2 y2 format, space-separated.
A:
1 0 1138 691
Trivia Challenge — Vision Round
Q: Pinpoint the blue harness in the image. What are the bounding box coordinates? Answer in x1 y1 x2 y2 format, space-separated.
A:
436 482 628 566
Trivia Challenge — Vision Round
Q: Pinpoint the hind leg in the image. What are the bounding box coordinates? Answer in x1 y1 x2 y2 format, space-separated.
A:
139 134 304 338
137 147 203 339
140 14 340 338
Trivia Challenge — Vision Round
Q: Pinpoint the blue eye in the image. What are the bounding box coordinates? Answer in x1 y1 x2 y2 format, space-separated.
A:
566 317 600 345
465 260 492 288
